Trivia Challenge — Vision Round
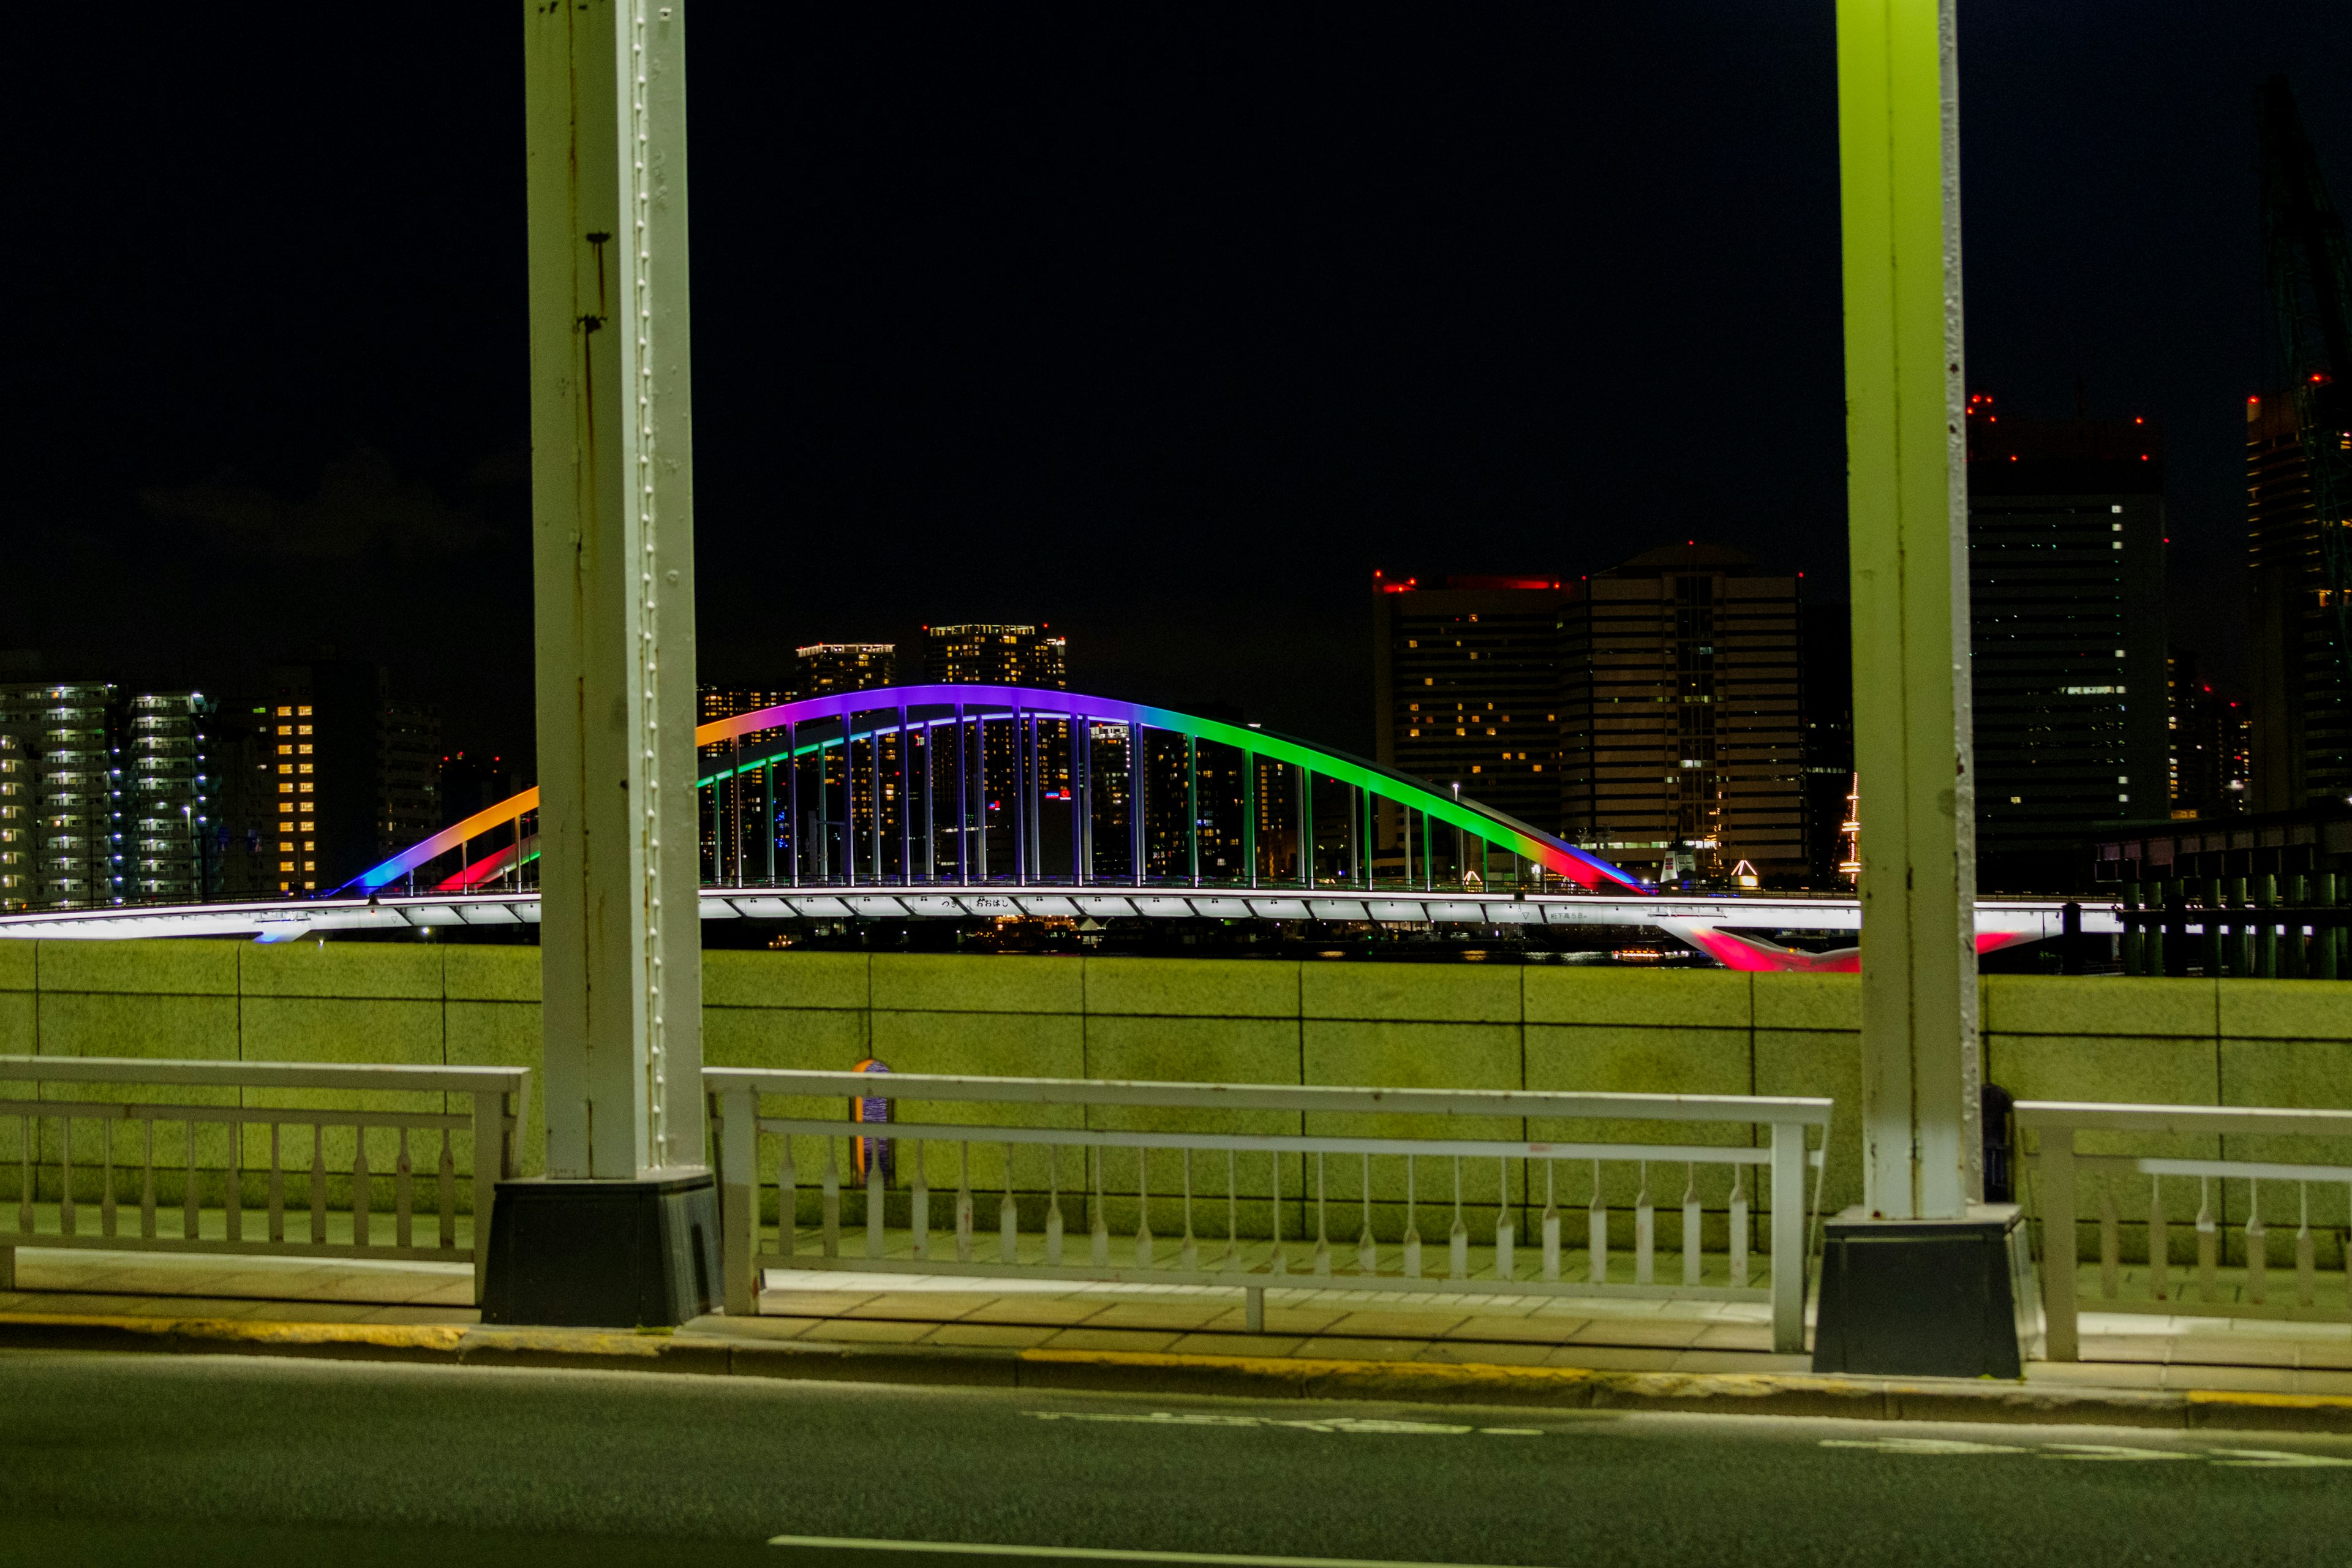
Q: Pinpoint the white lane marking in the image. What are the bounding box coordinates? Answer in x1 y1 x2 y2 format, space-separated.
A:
1479 1428 1544 1436
1820 1438 2032 1455
2040 1444 2197 1462
766 1536 1529 1567
2206 1449 2352 1468
1023 1411 1477 1436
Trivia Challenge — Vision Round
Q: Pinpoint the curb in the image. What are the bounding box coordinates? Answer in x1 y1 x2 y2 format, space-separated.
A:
4 1312 2349 1434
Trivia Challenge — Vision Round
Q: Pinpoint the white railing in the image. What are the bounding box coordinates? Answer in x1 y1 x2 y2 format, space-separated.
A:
0 1056 531 1303
707 1069 1832 1352
2019 1099 2352 1361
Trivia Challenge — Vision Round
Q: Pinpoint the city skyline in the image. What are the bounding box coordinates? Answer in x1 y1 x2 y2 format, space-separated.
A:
10 8 2350 767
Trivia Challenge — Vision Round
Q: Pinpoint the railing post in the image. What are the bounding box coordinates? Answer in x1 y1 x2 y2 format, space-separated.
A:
469 1090 505 1306
2039 1121 2079 1362
1769 1121 1807 1354
720 1084 758 1317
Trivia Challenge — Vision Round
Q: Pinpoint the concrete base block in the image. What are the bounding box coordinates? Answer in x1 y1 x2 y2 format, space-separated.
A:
480 1171 720 1328
1812 1204 2032 1379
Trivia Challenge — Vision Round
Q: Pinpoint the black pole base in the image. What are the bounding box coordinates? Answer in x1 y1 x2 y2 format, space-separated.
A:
480 1170 721 1327
1811 1204 2036 1378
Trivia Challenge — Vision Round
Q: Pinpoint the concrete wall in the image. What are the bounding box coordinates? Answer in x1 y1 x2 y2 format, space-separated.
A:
3 943 2349 1248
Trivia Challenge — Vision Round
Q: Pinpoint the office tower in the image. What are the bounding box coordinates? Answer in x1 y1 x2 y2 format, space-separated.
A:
0 682 123 907
259 662 440 895
2165 648 2252 821
2246 390 2352 810
0 731 26 908
792 644 898 701
1801 605 1855 885
1558 546 1806 886
209 710 277 899
921 625 1066 688
1966 399 2169 892
1371 574 1577 842
698 686 791 883
124 691 216 902
379 698 441 855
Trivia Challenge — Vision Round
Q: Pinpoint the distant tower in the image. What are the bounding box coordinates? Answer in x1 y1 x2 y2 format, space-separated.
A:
2250 75 2352 810
921 625 1067 688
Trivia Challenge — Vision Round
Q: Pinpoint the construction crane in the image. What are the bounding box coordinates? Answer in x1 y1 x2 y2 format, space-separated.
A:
2258 75 2352 731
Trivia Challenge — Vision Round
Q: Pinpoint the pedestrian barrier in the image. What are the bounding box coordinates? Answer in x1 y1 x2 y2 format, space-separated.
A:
707 1068 1831 1352
0 1056 530 1303
2019 1099 2352 1360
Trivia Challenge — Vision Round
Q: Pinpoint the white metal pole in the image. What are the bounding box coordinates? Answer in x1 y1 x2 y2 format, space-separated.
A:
525 0 704 1180
1837 0 1977 1220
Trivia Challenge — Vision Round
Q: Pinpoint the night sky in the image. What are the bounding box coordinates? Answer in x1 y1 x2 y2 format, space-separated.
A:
13 3 2351 767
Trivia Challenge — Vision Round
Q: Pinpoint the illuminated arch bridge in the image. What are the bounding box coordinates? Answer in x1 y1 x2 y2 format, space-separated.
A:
349 684 1647 900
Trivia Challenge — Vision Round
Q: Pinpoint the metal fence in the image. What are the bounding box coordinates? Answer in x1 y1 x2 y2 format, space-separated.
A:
2115 875 2350 978
0 1056 530 1303
708 1068 1831 1351
2020 1098 2352 1360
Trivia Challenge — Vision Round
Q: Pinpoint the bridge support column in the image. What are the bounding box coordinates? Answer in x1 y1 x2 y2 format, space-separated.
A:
1813 0 2021 1378
484 0 716 1328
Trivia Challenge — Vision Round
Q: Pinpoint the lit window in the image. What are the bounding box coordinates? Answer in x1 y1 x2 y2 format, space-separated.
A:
303 881 314 890
1471 765 1482 773
279 861 295 872
297 744 312 755
276 707 292 717
303 861 315 872
298 725 312 736
297 706 312 717
279 841 293 852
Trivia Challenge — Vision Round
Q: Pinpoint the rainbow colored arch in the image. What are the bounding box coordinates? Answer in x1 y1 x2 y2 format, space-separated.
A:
343 684 1645 898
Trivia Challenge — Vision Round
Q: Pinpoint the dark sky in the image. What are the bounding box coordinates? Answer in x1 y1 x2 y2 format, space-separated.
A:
12 3 2351 764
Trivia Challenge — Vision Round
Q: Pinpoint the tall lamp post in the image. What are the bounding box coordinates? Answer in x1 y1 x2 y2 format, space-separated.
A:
1813 0 2024 1377
482 0 715 1326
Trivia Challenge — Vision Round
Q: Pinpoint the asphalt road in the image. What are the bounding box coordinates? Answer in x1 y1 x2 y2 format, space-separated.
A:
1 1351 2348 1568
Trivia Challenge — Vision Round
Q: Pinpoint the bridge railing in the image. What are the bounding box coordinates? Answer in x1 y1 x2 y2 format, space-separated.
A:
2019 1099 2352 1362
707 1068 1831 1351
0 1057 530 1303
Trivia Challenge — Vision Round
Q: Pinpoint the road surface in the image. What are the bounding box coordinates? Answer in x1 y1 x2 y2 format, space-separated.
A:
0 1351 2345 1566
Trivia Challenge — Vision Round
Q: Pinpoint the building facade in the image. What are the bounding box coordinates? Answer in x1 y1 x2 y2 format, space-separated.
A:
124 691 216 903
0 731 28 908
0 682 123 908
1369 554 1805 887
792 645 898 701
2245 390 2352 812
0 683 228 908
921 625 1066 688
1371 574 1575 845
1559 546 1806 886
1965 402 2170 892
260 662 440 895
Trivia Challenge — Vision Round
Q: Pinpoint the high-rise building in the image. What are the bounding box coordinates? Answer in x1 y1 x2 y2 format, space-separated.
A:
0 731 28 909
1369 554 1804 886
1559 546 1806 886
793 644 897 700
1800 604 1855 885
258 662 440 895
921 625 1066 688
124 691 216 903
2246 390 2352 812
2165 647 2251 821
0 682 123 908
1371 574 1576 841
1965 400 2169 892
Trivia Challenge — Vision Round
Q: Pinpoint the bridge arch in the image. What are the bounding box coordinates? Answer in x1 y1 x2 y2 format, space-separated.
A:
344 684 1643 898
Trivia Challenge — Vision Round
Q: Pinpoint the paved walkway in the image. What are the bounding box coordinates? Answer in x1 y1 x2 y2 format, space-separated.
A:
6 1246 2352 1395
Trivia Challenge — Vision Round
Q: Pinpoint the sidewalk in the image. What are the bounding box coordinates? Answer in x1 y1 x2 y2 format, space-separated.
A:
6 1245 2352 1403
